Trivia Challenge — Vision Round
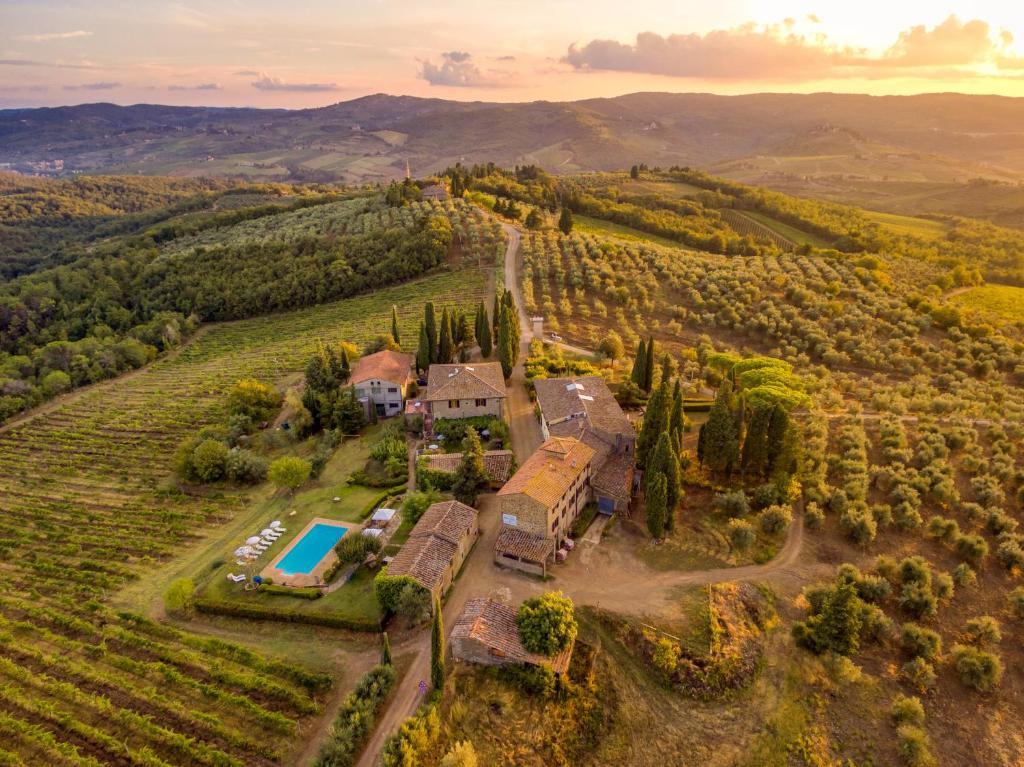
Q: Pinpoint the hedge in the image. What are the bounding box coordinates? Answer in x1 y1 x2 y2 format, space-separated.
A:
194 598 381 632
415 460 454 491
360 487 406 521
313 664 396 767
258 584 323 599
373 572 428 613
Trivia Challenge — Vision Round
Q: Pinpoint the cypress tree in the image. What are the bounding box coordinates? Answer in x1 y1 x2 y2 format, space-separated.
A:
669 379 685 452
741 404 772 477
430 595 445 690
558 207 574 235
439 307 454 363
381 632 392 666
447 309 458 351
646 473 667 539
474 301 486 346
637 380 669 469
660 352 675 382
765 404 791 474
643 336 656 392
647 432 681 530
338 346 351 383
492 290 501 337
478 306 493 358
416 321 430 373
702 383 740 475
424 302 438 364
497 305 517 378
390 305 401 347
452 429 488 506
630 339 647 388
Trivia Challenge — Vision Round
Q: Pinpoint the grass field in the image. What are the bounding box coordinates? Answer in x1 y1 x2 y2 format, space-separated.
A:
863 209 950 239
949 283 1024 326
739 210 834 249
573 213 688 249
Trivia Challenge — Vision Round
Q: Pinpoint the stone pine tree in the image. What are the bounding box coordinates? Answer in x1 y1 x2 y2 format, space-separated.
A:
497 304 518 378
390 305 401 347
558 207 574 235
647 432 681 530
424 302 438 364
381 632 392 666
630 338 647 388
439 307 454 363
741 404 772 478
477 303 493 358
431 595 445 690
700 383 740 475
646 473 667 539
643 336 656 392
636 380 670 468
416 321 430 373
452 429 488 506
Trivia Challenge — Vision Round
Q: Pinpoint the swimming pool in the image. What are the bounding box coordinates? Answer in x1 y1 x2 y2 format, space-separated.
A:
275 523 349 575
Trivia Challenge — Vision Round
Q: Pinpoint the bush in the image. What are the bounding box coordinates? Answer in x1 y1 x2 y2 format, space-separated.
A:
900 658 937 692
163 577 195 612
440 741 478 767
839 506 877 545
227 378 281 423
896 724 936 767
954 534 989 562
891 694 925 726
402 490 440 523
497 663 556 697
995 538 1024 570
374 572 428 614
899 582 938 620
713 490 750 518
792 582 865 656
727 519 756 550
804 502 825 529
652 637 681 675
952 644 1003 691
268 456 312 492
191 439 229 482
963 616 1001 647
757 504 793 535
335 534 382 566
1008 586 1024 619
517 591 577 656
900 623 941 660
225 448 268 484
258 584 322 599
952 563 976 588
194 597 380 632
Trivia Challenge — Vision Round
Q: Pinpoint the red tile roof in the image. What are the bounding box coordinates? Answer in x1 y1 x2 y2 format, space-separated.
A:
452 597 572 674
351 350 414 386
497 437 594 509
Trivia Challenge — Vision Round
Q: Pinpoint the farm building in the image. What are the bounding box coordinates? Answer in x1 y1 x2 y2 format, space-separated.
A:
423 362 507 422
451 597 573 674
420 183 449 201
418 449 515 487
351 350 415 419
494 436 594 574
383 500 478 600
533 376 636 514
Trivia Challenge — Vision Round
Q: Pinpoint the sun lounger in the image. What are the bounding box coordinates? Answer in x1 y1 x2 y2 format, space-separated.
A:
226 573 246 583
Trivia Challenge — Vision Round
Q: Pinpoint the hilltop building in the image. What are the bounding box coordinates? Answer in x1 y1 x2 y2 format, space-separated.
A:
422 362 507 423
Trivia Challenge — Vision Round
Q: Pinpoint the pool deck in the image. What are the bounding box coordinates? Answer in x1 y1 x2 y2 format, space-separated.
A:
260 517 362 588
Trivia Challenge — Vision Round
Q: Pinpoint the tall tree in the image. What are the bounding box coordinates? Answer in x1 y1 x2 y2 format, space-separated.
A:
338 346 351 382
438 307 454 363
660 352 675 382
668 380 685 452
416 321 430 373
647 432 681 530
741 404 772 477
646 473 667 539
630 338 647 388
643 336 656 392
637 380 669 469
452 429 488 506
765 404 791 474
477 305 493 358
474 301 485 347
381 632 392 666
492 290 501 338
702 383 740 475
558 207 574 235
390 306 401 347
424 302 438 364
496 305 518 379
430 595 445 690
630 165 640 180
456 311 473 348
447 309 458 352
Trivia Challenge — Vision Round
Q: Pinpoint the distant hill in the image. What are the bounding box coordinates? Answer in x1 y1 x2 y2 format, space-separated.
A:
3 92 1024 217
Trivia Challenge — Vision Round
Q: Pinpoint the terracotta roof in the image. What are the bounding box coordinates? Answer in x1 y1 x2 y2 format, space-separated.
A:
420 450 515 484
494 525 552 563
411 500 478 545
534 376 633 444
452 597 572 674
351 350 414 386
497 437 594 509
591 450 635 501
424 363 506 402
385 534 458 592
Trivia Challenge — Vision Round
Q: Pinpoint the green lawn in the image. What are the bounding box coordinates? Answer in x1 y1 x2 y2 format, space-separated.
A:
863 209 949 239
950 283 1024 326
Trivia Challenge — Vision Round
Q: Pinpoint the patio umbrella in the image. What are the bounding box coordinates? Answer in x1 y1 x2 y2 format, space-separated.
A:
260 528 275 537
233 546 251 558
246 536 261 545
269 520 281 528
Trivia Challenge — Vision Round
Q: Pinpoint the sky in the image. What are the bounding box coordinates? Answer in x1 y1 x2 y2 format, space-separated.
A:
2 0 1024 108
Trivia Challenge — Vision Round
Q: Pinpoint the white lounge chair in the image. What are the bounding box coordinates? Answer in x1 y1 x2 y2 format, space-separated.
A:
264 532 281 540
253 544 269 553
226 573 246 583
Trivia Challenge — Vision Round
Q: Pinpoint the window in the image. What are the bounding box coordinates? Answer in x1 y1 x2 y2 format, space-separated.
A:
387 386 398 394
551 518 558 531
475 398 487 407
448 399 459 408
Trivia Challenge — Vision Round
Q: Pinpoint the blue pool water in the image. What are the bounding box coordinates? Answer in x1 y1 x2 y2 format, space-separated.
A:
276 523 348 575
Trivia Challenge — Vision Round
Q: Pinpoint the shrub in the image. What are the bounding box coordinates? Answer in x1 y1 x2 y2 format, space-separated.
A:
225 448 268 484
840 506 877 545
900 623 941 660
953 534 989 562
952 563 976 587
395 583 431 624
163 577 195 613
952 644 1003 691
1008 586 1024 619
995 538 1024 570
963 616 1001 647
335 534 382 566
268 456 312 492
757 504 793 535
652 637 681 675
933 573 954 601
899 582 938 620
804 502 825 529
402 490 440 523
900 658 937 692
896 724 936 767
925 516 959 543
440 741 479 767
727 519 756 550
374 573 426 612
191 439 229 482
891 694 925 726
517 591 577 656
792 582 865 656
227 378 280 423
497 664 556 697
714 490 750 518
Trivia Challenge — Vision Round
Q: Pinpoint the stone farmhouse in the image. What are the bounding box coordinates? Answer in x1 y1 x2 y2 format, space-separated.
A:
533 375 636 514
451 597 573 674
351 350 415 419
422 362 507 424
419 449 516 488
384 500 478 601
494 436 594 575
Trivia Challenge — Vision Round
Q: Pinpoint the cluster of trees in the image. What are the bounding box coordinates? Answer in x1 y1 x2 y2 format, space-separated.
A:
174 378 280 484
516 591 578 656
299 340 366 436
636 370 690 538
415 301 477 371
494 289 521 378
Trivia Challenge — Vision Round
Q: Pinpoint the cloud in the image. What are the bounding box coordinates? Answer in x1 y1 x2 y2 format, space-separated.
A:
63 81 120 91
233 69 260 76
251 73 339 92
564 15 1019 81
168 82 222 91
0 58 96 69
493 55 517 62
419 51 514 87
17 30 92 42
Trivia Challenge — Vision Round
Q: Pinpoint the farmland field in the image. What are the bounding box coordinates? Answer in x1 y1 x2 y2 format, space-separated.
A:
0 246 491 765
950 283 1024 326
863 209 950 240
